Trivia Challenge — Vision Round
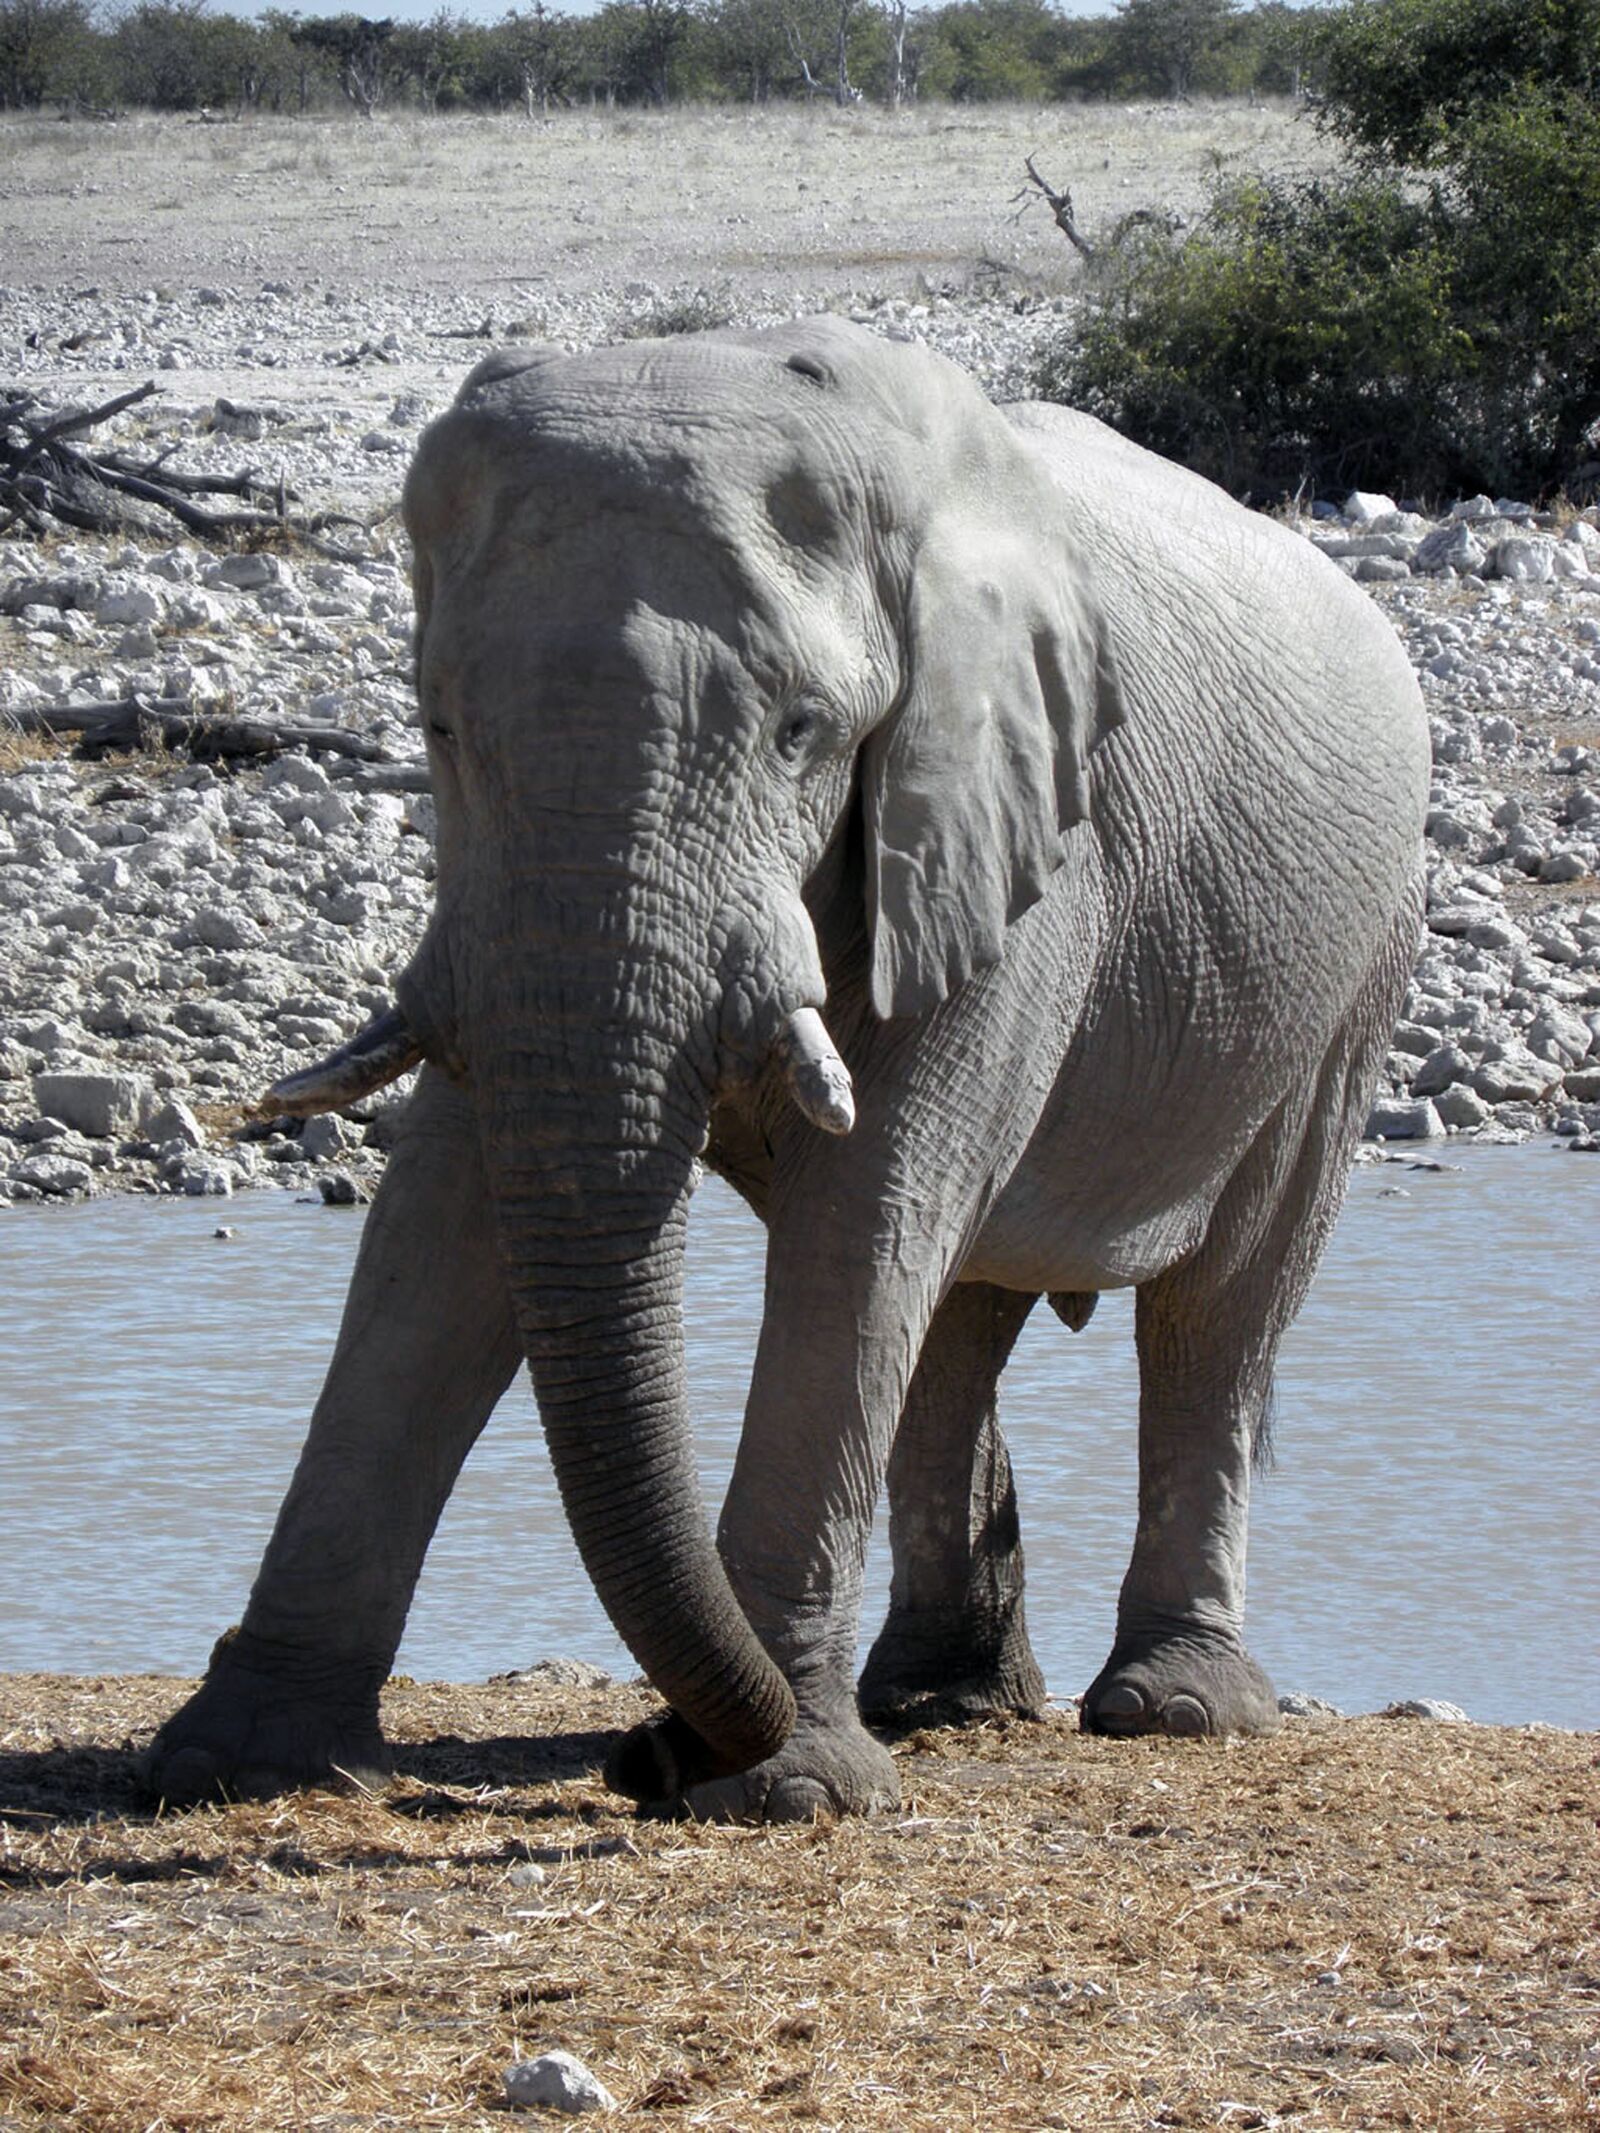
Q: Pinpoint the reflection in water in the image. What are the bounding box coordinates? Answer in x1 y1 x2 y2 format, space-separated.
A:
0 1147 1594 1726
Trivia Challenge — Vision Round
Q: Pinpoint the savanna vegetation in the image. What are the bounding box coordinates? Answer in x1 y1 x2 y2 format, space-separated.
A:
0 0 1323 117
1034 0 1600 499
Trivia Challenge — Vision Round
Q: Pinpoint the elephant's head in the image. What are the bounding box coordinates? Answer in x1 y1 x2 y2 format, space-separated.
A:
269 319 1124 1788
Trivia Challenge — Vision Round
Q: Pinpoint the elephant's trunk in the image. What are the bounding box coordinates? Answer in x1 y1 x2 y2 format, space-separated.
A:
467 901 802 1783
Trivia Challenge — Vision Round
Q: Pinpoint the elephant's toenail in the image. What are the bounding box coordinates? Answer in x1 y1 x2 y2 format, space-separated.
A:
1093 1683 1146 1731
1161 1694 1210 1738
765 1777 835 1823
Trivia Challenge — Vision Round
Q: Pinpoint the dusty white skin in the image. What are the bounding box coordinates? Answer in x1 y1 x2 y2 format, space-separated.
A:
140 320 1430 1820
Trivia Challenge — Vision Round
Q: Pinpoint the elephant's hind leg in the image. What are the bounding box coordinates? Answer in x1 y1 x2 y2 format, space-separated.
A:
140 1067 522 1805
1084 925 1411 1742
858 1282 1047 1728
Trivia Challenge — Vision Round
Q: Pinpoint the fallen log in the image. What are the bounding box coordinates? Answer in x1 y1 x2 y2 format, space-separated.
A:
9 695 394 763
0 382 377 554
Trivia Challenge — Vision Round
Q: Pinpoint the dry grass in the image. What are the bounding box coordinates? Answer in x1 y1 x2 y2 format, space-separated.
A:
0 101 1338 299
2 1676 1594 2132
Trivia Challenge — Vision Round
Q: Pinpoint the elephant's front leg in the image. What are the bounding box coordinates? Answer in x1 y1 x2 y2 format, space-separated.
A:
618 1192 955 1821
140 1068 522 1803
857 1281 1047 1727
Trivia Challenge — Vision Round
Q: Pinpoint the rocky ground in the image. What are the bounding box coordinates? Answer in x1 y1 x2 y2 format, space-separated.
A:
2 108 1597 1205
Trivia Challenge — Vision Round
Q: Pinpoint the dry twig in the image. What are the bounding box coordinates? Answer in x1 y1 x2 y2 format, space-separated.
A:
1015 156 1097 260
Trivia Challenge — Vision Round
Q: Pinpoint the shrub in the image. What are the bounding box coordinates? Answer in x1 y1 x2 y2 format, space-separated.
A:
1036 0 1600 500
1309 0 1600 167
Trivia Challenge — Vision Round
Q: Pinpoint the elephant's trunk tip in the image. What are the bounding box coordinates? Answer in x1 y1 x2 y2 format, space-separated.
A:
774 1006 855 1136
254 1004 425 1119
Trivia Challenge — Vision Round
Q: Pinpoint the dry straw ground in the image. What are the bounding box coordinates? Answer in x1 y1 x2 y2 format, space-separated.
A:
1 1675 1595 2132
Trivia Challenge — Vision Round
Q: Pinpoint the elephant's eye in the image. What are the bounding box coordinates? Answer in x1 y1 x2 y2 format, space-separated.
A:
427 718 455 746
774 707 817 765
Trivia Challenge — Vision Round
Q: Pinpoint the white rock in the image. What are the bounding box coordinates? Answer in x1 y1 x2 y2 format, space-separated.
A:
1526 1005 1595 1067
204 553 282 592
1343 490 1398 526
1382 1699 1469 1722
1491 534 1556 583
1365 1095 1443 1140
146 1096 206 1149
504 2052 617 2115
94 576 167 627
31 1069 154 1138
300 1112 356 1160
1434 1083 1492 1129
1414 524 1486 576
10 1151 95 1196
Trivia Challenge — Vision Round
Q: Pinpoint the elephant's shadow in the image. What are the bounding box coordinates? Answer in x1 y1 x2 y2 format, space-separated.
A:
0 1724 620 1843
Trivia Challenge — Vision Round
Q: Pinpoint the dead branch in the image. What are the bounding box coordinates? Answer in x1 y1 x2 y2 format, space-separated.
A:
8 695 394 764
0 384 368 551
1015 157 1096 261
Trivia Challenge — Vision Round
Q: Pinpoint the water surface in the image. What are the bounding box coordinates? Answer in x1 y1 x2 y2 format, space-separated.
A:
1 1146 1594 1726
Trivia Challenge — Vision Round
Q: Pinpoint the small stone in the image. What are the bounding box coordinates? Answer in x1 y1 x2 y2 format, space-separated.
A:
1473 1053 1557 1105
1414 524 1486 576
1381 1698 1469 1722
31 1069 154 1139
1410 1043 1472 1098
1353 554 1412 583
147 1096 206 1149
176 1158 234 1198
318 1168 368 1206
1365 1095 1443 1141
1434 1083 1492 1129
504 2051 617 2115
1490 534 1556 583
1277 1693 1344 1719
1343 490 1398 526
494 1657 615 1689
204 552 282 592
9 1151 95 1196
301 1112 355 1161
507 1861 548 1887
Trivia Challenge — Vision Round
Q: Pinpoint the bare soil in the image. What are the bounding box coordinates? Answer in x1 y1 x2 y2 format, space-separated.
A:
0 102 1332 299
2 1675 1595 2131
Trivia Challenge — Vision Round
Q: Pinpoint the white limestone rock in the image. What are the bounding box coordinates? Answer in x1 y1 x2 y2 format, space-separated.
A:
504 2052 617 2115
31 1069 154 1139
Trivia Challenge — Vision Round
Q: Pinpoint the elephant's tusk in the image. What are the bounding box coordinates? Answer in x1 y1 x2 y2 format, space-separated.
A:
256 1006 425 1119
773 1006 855 1136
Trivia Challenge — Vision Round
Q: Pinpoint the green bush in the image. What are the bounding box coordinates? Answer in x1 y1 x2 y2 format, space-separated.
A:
1310 0 1600 166
1036 0 1600 500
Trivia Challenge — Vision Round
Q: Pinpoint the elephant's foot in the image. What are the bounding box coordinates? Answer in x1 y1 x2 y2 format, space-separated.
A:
1083 1629 1280 1741
857 1611 1047 1730
606 1707 898 1823
138 1634 393 1806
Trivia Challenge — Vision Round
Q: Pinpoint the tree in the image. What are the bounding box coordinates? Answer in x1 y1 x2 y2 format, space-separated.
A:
920 0 1062 101
0 0 97 107
1110 0 1238 99
1311 0 1600 164
288 13 395 116
490 2 570 113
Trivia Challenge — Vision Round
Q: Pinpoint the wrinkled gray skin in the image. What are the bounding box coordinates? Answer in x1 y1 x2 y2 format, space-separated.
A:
142 320 1428 1821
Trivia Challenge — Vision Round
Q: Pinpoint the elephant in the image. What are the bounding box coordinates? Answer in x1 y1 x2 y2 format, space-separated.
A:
141 317 1429 1821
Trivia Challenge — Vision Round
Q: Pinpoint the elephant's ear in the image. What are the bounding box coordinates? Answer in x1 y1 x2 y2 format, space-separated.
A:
861 518 1126 1019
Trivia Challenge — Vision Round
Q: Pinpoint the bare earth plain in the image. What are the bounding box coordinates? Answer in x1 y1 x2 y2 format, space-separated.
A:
1 100 1597 2133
